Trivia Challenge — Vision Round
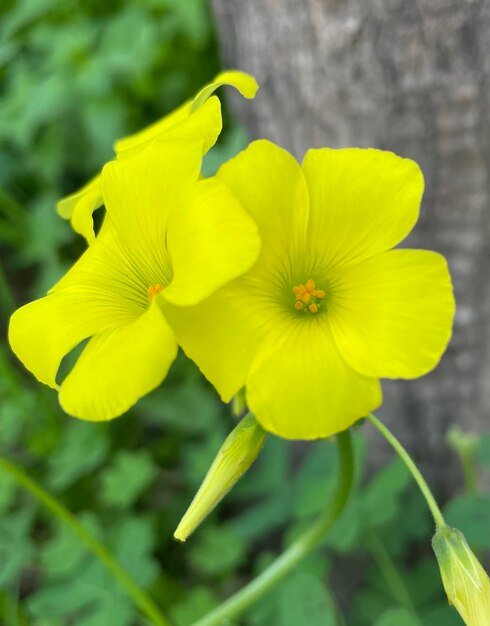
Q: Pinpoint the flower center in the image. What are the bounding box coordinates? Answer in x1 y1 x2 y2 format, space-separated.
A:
147 283 163 301
292 279 325 314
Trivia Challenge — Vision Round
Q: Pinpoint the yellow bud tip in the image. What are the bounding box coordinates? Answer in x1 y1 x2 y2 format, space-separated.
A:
147 284 163 301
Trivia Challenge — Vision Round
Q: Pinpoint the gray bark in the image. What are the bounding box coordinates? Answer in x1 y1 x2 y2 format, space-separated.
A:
212 0 490 495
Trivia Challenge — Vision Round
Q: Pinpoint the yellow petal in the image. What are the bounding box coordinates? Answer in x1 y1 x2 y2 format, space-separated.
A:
161 278 274 402
59 299 178 421
302 148 424 269
190 70 259 112
49 219 151 306
114 96 222 157
217 139 309 269
327 249 455 379
163 177 260 306
59 70 258 244
102 137 202 284
8 289 132 390
246 319 382 440
9 224 147 390
56 175 102 245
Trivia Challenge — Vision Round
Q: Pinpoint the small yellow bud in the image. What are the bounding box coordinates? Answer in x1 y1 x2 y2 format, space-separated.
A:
174 414 266 542
432 525 490 626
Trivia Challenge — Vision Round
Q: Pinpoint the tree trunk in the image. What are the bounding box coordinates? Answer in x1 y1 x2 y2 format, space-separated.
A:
212 0 490 495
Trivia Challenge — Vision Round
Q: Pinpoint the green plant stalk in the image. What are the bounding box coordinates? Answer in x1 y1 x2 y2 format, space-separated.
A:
447 427 480 495
190 429 355 626
367 413 446 529
368 530 420 621
0 455 170 626
460 449 477 495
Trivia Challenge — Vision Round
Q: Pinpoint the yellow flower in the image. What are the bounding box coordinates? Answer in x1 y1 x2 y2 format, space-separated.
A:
57 70 258 244
162 140 455 439
433 525 490 626
9 137 260 421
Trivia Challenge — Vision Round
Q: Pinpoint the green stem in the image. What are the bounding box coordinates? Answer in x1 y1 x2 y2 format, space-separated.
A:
367 413 446 529
0 455 171 626
447 428 478 495
368 531 420 621
190 429 355 626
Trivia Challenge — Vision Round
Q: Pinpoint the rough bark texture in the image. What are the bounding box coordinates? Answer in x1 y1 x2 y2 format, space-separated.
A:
212 0 490 495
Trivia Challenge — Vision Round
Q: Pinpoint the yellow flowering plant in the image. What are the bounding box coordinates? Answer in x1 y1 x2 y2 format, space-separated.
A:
4 69 488 626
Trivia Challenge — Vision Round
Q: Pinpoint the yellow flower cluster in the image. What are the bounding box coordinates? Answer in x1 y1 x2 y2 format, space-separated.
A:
9 71 455 440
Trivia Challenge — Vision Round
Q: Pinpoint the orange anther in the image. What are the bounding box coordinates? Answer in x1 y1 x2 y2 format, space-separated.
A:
147 284 163 301
292 278 325 314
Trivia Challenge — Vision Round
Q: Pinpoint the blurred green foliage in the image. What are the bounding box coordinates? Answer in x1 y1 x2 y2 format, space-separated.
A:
0 2 489 626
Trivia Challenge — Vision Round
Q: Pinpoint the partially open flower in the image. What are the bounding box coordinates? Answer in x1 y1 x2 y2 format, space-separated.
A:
432 525 490 626
56 70 258 244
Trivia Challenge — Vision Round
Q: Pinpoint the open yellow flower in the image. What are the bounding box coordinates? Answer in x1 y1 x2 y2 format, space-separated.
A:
57 70 258 244
9 136 260 421
163 140 455 439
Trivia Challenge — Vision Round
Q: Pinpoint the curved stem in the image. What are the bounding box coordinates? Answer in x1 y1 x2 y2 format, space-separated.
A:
367 413 446 529
190 429 355 626
0 455 171 626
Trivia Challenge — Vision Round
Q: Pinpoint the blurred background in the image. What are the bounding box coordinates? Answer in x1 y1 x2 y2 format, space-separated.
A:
0 1 488 625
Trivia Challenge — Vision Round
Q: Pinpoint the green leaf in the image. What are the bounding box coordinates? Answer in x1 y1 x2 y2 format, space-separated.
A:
250 570 337 626
112 516 158 586
0 509 35 586
362 458 410 527
0 471 16 513
278 573 337 626
29 515 156 625
46 421 109 491
190 525 246 577
142 380 221 434
374 608 420 626
420 603 463 626
100 450 157 509
444 492 490 549
40 515 98 577
170 587 220 626
324 496 363 552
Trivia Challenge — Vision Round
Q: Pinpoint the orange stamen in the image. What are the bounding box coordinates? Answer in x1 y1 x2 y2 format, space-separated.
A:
292 278 325 314
147 284 163 301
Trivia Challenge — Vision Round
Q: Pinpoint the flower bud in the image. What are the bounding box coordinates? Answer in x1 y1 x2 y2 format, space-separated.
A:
432 525 490 626
174 414 266 542
231 388 247 417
